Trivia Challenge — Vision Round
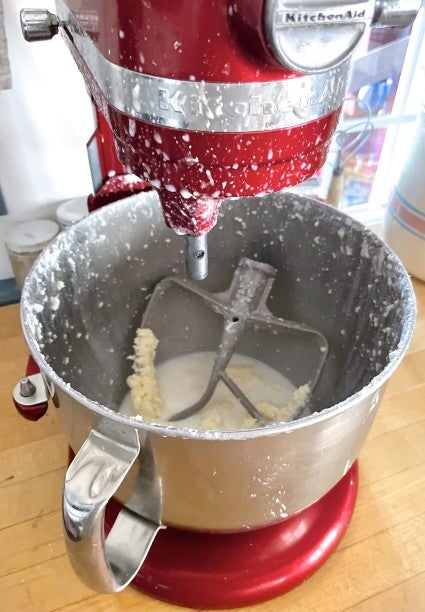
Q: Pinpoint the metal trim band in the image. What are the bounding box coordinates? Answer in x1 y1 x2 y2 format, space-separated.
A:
56 0 350 133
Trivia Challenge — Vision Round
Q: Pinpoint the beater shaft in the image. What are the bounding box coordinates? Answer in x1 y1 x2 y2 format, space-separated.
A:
185 235 208 280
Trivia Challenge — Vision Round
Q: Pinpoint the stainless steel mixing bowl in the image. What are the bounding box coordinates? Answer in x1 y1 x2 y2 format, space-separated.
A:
20 191 415 592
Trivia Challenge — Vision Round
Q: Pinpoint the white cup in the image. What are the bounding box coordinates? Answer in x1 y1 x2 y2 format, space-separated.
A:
5 219 59 289
56 196 89 229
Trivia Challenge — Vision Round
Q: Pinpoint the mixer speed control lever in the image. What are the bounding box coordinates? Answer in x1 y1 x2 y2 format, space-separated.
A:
373 0 421 27
20 8 60 41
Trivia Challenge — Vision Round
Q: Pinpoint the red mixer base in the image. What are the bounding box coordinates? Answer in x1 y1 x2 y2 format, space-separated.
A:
104 462 358 609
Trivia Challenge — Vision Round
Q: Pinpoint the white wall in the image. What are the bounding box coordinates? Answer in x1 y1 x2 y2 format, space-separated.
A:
0 0 95 279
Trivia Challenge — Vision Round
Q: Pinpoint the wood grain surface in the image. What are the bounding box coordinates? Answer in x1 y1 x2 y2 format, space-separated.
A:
1 279 424 611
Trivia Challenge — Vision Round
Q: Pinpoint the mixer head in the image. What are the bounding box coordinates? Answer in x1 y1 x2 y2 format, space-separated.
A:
21 1 420 278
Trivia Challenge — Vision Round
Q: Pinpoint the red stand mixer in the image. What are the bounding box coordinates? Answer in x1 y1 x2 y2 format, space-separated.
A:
16 0 418 608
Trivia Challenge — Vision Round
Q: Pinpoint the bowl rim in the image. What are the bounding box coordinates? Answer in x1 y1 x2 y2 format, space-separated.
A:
20 193 417 441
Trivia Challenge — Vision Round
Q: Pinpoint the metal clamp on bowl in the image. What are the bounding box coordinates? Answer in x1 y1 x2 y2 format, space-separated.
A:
13 372 52 421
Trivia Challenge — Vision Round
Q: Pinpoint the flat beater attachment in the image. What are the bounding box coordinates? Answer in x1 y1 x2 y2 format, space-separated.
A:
142 258 328 424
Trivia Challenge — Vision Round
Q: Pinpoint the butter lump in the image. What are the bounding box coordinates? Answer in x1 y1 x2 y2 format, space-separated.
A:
127 328 164 420
256 384 310 422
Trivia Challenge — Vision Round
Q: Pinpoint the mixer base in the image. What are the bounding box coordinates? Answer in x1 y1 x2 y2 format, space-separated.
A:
104 462 358 609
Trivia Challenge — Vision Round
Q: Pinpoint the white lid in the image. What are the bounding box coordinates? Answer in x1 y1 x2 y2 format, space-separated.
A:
5 219 60 253
56 197 89 226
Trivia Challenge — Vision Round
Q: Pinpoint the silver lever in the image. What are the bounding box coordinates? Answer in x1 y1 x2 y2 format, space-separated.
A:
20 8 61 41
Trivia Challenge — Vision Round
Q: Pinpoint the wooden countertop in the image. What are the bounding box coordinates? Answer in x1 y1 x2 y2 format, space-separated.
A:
1 279 425 611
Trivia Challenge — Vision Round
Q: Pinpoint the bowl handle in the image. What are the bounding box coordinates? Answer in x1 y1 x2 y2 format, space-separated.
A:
62 420 164 593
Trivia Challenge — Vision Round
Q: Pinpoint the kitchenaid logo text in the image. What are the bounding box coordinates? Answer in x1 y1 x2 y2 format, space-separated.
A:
158 79 345 121
276 8 366 25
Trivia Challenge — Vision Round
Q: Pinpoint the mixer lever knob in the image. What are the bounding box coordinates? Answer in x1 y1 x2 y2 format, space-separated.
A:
373 0 421 27
20 8 60 42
